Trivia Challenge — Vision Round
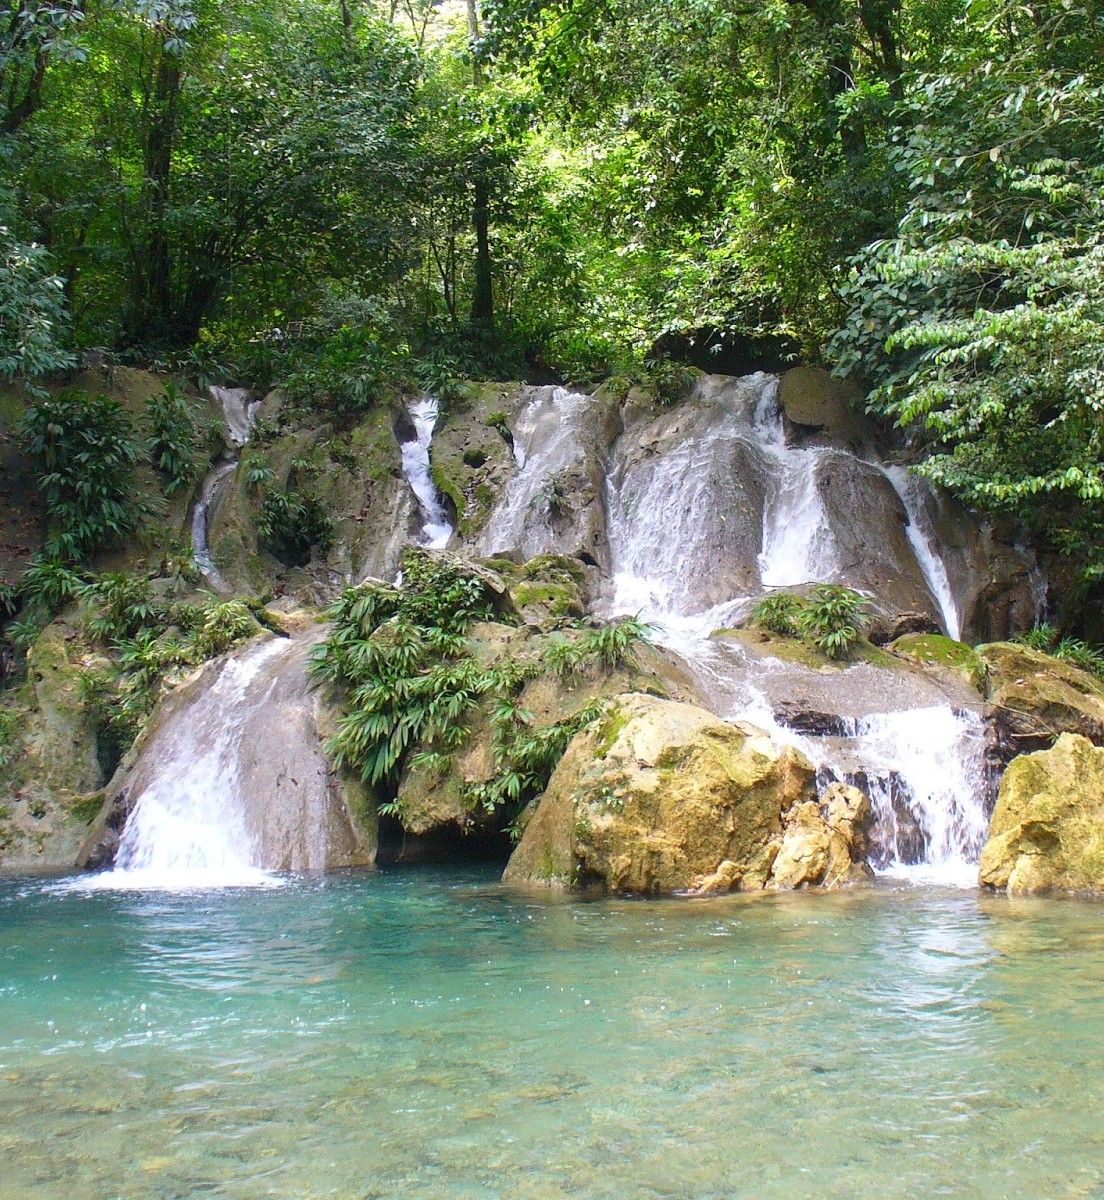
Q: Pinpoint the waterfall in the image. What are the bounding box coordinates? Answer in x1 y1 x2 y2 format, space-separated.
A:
80 639 293 890
400 397 454 549
191 386 260 590
753 384 843 588
190 460 236 594
574 371 991 885
883 465 961 639
74 633 372 891
476 386 599 561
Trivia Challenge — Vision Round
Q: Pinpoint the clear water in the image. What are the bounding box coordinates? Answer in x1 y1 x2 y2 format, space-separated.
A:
4 867 1104 1199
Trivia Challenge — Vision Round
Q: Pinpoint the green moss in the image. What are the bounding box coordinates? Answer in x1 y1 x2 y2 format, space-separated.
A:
713 626 896 669
522 554 588 586
889 633 986 688
68 790 106 824
594 703 627 758
512 581 583 619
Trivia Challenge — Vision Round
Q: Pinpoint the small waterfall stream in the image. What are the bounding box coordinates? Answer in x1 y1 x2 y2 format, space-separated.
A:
191 387 260 591
400 397 454 548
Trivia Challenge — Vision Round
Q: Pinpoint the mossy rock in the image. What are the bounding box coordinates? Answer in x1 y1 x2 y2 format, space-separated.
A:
977 641 1104 763
888 633 986 690
503 693 823 895
714 626 898 670
979 733 1104 893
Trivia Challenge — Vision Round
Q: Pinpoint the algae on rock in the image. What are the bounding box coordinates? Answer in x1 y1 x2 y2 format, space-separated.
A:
503 693 873 895
979 733 1104 893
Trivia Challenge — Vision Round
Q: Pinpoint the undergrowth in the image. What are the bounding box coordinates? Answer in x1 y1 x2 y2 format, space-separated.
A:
751 585 868 660
311 548 651 826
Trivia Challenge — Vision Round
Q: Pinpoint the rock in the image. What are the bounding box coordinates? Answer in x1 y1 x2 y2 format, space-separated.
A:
502 693 821 895
978 642 1104 763
772 703 852 738
778 366 874 451
822 781 875 885
392 623 686 840
979 733 1104 893
0 622 106 871
771 801 831 889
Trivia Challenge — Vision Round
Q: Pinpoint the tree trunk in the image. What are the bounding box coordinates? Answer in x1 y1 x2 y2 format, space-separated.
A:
136 51 181 343
466 0 494 330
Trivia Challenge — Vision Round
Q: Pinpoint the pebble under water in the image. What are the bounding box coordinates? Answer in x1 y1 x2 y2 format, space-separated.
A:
3 868 1104 1199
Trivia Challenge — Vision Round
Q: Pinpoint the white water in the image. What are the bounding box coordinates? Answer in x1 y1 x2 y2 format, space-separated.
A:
884 465 962 639
400 397 454 549
191 386 260 589
75 639 293 891
586 373 989 885
753 384 843 588
476 386 597 561
211 385 259 447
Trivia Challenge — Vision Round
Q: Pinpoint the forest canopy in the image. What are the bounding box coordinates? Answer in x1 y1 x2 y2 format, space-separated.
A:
2 0 1103 584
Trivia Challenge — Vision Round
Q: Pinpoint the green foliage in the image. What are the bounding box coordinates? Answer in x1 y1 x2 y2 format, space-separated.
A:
1014 624 1059 653
751 586 867 660
80 572 167 641
0 227 75 381
751 593 806 638
530 470 570 520
464 698 604 817
258 488 335 564
0 707 20 772
144 384 201 496
797 585 867 660
1052 637 1104 679
17 555 86 611
20 389 156 558
311 550 500 783
313 548 622 822
832 13 1104 594
541 618 651 677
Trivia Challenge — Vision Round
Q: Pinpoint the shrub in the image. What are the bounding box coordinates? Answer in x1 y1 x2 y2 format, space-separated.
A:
20 389 156 558
145 384 201 496
797 585 867 660
1014 623 1059 652
258 488 335 564
751 592 806 638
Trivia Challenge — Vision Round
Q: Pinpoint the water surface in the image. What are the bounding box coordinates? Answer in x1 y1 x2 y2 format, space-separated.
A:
3 868 1104 1199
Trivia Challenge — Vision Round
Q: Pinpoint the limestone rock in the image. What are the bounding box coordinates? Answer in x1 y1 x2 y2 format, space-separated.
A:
978 642 1104 763
778 366 873 451
503 693 821 895
979 733 1104 893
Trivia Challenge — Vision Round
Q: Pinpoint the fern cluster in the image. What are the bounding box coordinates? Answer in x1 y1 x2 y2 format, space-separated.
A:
751 585 868 660
1014 623 1104 677
313 548 650 823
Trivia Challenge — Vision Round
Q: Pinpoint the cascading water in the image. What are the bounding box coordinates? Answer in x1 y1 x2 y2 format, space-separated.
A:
82 638 294 890
753 383 843 589
884 464 961 639
577 372 990 885
400 397 454 549
476 386 601 562
191 386 260 590
75 632 373 891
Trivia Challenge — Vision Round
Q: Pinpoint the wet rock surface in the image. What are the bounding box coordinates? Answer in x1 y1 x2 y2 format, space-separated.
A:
503 693 872 895
978 642 1104 763
979 733 1104 893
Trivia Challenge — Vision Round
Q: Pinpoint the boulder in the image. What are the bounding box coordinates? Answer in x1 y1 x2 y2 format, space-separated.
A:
979 733 1104 893
503 693 870 895
778 366 874 451
978 642 1104 763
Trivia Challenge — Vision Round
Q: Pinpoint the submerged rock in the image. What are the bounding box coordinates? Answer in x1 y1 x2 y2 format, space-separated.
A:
978 642 1104 763
979 734 1104 893
503 693 872 895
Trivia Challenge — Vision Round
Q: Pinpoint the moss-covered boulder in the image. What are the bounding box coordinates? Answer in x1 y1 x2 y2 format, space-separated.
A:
0 622 106 871
978 642 1104 763
888 633 986 689
979 733 1104 893
503 693 870 895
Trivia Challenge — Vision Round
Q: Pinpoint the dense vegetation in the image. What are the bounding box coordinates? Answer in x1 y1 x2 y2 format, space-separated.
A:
2 0 1102 603
311 548 649 827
